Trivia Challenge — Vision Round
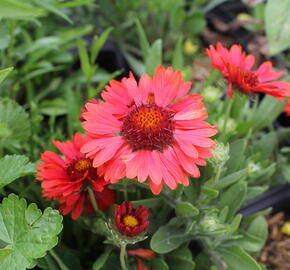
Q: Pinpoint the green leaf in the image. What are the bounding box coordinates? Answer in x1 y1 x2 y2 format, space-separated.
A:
217 181 247 221
217 246 261 270
230 216 268 253
265 0 290 55
54 0 96 8
172 36 184 70
91 27 113 64
176 202 199 216
151 223 191 254
134 17 150 58
201 186 219 198
93 246 113 270
149 259 169 270
216 169 248 190
0 98 31 146
78 38 92 81
0 155 35 189
184 11 206 35
0 0 46 19
0 67 13 85
250 96 285 131
0 194 63 270
33 0 72 24
39 98 68 116
166 246 195 270
225 139 246 174
145 39 162 76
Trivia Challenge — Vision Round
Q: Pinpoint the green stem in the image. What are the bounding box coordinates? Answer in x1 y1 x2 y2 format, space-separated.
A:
213 164 223 185
120 244 128 270
88 187 106 219
220 97 234 142
49 250 70 270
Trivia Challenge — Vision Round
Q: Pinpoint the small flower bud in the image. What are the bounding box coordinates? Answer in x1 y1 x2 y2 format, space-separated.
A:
210 141 230 166
201 86 222 103
217 117 237 135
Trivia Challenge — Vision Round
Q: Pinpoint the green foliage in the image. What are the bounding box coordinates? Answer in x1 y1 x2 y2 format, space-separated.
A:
265 0 290 55
0 67 13 84
0 0 46 19
0 1 288 270
0 98 31 147
0 155 35 189
217 246 262 270
0 194 63 270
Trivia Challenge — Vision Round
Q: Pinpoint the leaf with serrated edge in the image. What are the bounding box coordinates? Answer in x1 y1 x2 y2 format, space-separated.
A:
0 194 63 270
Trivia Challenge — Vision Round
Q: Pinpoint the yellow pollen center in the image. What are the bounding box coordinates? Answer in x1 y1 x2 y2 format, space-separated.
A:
132 107 164 131
74 159 91 171
123 215 139 227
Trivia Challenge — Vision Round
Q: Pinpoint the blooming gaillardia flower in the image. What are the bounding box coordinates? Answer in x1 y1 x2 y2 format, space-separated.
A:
36 132 116 219
81 66 217 194
206 42 290 100
114 201 149 237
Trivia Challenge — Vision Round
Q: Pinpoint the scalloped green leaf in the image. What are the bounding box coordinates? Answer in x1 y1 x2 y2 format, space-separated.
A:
0 98 31 146
0 155 36 189
0 194 63 270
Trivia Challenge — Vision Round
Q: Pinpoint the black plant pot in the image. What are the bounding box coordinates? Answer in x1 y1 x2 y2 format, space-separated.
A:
239 184 290 216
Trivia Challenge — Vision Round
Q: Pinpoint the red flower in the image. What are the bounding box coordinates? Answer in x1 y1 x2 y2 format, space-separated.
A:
81 66 217 194
128 249 156 270
206 42 290 100
114 201 149 237
36 132 116 219
284 99 290 116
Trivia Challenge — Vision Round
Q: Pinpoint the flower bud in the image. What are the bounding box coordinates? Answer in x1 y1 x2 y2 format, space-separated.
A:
201 86 222 103
210 141 230 166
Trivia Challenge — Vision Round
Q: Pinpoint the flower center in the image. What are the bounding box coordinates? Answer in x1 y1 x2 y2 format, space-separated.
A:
123 215 139 227
121 103 175 151
243 71 258 88
66 158 93 180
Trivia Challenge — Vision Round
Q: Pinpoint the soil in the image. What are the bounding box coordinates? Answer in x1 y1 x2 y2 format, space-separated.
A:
258 212 290 269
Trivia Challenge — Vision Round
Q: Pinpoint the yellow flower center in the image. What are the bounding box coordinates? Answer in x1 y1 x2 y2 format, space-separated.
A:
123 215 139 227
74 159 91 172
132 106 164 131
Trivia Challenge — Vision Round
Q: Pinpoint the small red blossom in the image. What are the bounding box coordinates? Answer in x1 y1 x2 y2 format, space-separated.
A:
284 99 290 116
36 132 116 219
114 201 149 237
206 42 290 100
127 249 156 270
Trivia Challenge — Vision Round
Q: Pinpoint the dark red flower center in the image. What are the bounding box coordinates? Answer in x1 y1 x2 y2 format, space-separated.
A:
66 158 95 180
123 215 139 227
242 71 258 88
121 103 175 152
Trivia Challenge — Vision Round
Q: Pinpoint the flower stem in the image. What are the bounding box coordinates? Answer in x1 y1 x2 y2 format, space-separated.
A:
49 250 70 270
120 244 128 270
213 164 223 185
220 97 234 141
87 187 106 219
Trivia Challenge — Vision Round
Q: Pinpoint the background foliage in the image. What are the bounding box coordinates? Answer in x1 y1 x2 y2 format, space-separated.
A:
1 0 290 269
